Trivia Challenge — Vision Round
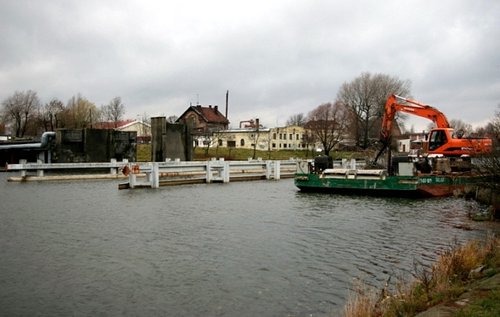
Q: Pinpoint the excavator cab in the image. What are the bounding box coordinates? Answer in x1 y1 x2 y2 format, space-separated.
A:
428 129 448 151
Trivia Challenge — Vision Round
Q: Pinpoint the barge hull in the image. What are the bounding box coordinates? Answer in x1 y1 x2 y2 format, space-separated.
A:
294 173 477 198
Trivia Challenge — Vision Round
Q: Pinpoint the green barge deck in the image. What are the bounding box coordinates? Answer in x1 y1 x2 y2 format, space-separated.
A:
294 168 479 198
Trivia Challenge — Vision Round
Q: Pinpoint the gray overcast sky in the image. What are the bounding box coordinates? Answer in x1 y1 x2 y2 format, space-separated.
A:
1 0 499 131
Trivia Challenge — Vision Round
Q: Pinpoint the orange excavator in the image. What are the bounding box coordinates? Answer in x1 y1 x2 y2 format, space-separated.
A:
379 94 492 156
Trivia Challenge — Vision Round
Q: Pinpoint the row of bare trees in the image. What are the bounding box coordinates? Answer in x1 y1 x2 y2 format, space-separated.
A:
0 90 126 138
287 72 410 155
289 72 497 156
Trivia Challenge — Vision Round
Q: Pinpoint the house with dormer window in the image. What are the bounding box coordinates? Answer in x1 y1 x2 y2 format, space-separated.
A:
177 105 229 135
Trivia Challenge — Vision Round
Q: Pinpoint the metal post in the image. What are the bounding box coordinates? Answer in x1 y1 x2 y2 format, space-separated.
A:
274 161 281 180
206 160 212 183
151 163 159 188
342 158 347 168
19 159 27 178
129 171 136 188
110 158 117 175
37 159 44 177
222 161 230 183
265 161 272 179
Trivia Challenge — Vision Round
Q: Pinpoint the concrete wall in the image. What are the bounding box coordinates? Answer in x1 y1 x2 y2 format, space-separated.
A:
55 129 136 163
151 117 192 161
0 147 40 167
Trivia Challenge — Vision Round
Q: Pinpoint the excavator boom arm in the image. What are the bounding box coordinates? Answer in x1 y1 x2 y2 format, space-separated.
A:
381 95 450 141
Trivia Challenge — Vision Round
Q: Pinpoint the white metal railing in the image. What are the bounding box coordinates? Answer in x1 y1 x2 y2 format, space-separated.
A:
6 158 128 177
124 158 297 188
6 158 298 188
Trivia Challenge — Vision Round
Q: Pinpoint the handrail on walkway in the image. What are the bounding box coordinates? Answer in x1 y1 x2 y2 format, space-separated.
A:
5 158 298 188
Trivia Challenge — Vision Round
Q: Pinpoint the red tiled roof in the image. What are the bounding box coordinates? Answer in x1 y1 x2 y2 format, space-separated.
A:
94 120 135 129
178 105 229 124
197 106 228 124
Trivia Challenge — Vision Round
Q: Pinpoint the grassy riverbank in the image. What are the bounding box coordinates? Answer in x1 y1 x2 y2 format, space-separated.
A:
136 144 368 162
343 235 500 317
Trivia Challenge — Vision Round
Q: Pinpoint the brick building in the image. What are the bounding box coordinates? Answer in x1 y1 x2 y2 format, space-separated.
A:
176 105 229 135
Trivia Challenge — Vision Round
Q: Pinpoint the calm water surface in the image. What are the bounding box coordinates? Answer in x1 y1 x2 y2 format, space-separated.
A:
0 173 496 316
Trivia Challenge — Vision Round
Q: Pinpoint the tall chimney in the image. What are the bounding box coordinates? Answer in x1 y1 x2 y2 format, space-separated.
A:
225 90 229 119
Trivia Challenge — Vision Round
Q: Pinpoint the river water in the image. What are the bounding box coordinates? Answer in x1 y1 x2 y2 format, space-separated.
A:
0 173 497 316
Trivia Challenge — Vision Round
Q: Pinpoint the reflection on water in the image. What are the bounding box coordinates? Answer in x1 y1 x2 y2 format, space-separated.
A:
0 174 494 316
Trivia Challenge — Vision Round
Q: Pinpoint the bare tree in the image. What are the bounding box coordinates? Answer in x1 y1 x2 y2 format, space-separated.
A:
102 97 125 127
449 119 473 136
41 98 65 131
337 72 411 149
251 128 260 159
305 101 350 156
474 106 500 194
1 90 41 137
472 105 500 139
302 130 316 158
492 105 500 137
286 113 306 126
62 94 99 128
166 115 178 123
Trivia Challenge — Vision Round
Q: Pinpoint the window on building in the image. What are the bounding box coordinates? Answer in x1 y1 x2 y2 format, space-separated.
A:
227 140 236 147
284 144 287 148
273 133 276 140
272 143 276 148
240 139 245 146
289 134 292 140
284 134 287 140
279 133 282 140
218 139 223 146
296 134 299 140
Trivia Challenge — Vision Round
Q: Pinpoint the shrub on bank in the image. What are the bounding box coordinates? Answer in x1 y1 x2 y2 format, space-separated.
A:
343 235 500 317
